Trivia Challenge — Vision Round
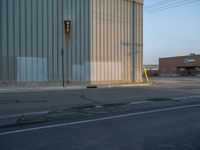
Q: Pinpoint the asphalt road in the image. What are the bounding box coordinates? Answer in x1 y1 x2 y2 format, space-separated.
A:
1 102 200 150
1 79 200 116
1 77 200 150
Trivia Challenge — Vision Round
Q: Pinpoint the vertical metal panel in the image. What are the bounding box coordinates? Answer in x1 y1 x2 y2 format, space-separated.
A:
42 0 48 82
63 0 90 83
76 0 81 82
0 0 143 84
91 0 140 83
58 0 63 81
53 0 57 80
26 0 32 81
1 0 8 82
7 0 13 81
0 0 2 81
64 0 71 81
47 0 52 81
132 1 143 82
0 0 66 83
85 0 90 81
17 57 47 82
71 0 76 81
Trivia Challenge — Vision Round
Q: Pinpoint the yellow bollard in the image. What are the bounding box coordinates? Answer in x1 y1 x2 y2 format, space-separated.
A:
143 67 149 83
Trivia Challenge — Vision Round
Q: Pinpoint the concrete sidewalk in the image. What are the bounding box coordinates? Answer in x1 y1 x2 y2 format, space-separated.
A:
0 83 151 93
0 85 87 93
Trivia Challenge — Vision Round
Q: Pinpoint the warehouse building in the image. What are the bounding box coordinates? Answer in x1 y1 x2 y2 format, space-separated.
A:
144 65 159 76
0 0 143 86
159 54 200 76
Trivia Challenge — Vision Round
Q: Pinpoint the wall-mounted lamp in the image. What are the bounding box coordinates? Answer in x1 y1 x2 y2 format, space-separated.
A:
64 20 71 34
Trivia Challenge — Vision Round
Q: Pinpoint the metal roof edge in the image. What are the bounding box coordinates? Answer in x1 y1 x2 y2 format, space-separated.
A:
159 55 200 60
128 0 143 4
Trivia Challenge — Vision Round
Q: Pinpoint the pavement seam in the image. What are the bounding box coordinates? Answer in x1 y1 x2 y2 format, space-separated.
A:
1 95 200 128
1 103 200 136
0 111 50 119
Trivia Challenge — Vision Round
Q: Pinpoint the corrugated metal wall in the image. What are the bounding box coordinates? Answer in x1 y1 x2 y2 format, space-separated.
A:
64 0 91 83
0 0 143 84
1 0 64 83
132 1 143 82
90 0 143 83
0 0 91 83
0 0 2 82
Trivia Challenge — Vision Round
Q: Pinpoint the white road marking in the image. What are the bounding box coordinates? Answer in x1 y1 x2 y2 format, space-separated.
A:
95 105 103 108
130 101 149 105
1 104 200 136
173 95 200 100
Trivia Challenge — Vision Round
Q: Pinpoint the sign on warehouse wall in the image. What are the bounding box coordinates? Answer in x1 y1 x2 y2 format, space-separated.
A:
184 59 195 64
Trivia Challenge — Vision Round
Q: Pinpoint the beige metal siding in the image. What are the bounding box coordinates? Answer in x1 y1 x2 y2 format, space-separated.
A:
91 0 131 83
90 0 143 83
132 1 143 82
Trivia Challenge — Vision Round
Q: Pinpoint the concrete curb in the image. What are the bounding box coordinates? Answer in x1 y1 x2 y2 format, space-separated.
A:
0 83 152 93
0 86 87 93
108 83 152 88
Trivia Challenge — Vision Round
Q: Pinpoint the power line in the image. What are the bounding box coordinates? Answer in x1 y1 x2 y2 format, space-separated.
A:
145 0 197 11
145 0 200 14
144 0 178 9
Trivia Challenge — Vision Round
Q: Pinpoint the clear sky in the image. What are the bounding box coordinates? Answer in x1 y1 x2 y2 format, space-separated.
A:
144 0 200 65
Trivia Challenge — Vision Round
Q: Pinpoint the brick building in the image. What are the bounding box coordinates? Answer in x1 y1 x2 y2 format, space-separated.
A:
159 55 200 76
